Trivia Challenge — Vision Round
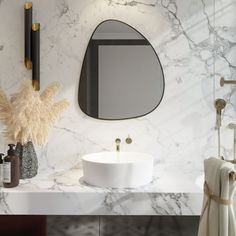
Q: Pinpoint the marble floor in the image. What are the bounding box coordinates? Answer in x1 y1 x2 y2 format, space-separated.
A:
47 216 199 236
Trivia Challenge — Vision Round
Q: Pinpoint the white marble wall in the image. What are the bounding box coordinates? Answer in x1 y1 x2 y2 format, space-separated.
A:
0 0 234 179
214 0 236 160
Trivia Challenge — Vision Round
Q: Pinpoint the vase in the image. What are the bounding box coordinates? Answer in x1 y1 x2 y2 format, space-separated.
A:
15 141 38 179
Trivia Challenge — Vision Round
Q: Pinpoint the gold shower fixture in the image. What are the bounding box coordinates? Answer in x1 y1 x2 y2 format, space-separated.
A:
214 98 226 114
220 77 236 87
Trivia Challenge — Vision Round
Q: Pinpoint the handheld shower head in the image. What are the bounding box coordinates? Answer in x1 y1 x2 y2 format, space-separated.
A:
215 99 226 113
215 98 226 158
214 98 226 129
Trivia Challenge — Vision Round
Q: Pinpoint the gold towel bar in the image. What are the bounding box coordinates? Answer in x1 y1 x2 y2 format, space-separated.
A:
223 159 236 180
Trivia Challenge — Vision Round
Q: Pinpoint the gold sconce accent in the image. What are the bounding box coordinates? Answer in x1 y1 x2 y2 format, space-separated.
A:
220 77 236 87
32 22 40 31
24 2 32 9
25 59 32 70
32 79 40 91
24 2 33 69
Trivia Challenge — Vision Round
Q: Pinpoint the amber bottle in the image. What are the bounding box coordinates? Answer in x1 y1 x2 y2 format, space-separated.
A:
3 144 20 188
0 153 4 186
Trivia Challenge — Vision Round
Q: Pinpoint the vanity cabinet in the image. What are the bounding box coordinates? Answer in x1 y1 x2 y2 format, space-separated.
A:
0 216 46 236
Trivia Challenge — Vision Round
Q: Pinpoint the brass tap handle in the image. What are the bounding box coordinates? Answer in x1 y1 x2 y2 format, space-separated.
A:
220 77 236 87
125 136 132 144
115 138 121 152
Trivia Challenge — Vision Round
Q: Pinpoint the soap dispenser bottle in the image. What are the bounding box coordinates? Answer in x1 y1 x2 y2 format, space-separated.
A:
0 153 4 187
3 144 20 188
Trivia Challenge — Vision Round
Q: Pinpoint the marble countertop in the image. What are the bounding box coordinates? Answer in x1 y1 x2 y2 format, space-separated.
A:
0 166 204 215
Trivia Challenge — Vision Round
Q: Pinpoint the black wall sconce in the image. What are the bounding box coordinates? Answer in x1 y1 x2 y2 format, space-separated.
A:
24 2 40 91
24 2 32 69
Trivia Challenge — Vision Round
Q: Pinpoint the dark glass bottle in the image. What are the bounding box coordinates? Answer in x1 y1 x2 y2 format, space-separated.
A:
0 153 4 186
3 144 20 188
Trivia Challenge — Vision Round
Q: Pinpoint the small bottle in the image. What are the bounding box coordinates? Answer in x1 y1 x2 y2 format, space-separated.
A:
0 153 4 187
3 144 20 188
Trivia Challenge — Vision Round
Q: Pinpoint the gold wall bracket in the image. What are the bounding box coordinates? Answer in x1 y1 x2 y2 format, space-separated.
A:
220 77 236 87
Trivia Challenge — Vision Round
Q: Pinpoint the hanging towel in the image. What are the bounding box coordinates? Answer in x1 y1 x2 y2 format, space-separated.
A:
198 157 236 236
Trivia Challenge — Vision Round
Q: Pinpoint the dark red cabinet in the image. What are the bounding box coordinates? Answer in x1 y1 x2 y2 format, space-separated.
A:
0 215 46 236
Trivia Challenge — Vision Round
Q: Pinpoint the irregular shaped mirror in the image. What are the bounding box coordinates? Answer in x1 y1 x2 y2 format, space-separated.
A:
79 20 165 120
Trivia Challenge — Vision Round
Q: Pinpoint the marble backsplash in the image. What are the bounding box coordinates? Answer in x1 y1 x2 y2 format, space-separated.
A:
0 0 235 178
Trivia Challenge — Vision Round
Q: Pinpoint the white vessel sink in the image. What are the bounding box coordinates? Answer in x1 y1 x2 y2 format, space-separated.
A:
82 152 154 188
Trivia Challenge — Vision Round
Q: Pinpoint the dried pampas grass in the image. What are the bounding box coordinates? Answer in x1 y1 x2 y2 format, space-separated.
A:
0 80 69 145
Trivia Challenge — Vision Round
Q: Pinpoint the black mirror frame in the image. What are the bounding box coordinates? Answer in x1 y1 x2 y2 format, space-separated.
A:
78 19 165 121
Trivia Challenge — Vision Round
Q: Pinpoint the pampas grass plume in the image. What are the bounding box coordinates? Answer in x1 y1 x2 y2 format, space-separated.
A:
0 80 69 145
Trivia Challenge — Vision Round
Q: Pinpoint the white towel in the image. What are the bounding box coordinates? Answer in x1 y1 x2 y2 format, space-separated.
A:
198 157 236 236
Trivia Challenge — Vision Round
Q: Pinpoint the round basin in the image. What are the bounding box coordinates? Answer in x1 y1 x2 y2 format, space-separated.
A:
82 152 154 188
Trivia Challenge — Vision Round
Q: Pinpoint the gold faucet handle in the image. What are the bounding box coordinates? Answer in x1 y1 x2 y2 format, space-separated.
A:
125 136 132 144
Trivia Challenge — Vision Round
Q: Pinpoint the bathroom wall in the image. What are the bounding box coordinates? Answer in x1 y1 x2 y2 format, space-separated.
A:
214 0 236 159
0 0 235 180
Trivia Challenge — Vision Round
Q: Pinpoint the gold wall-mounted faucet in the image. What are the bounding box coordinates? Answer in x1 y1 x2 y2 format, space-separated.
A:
115 136 132 152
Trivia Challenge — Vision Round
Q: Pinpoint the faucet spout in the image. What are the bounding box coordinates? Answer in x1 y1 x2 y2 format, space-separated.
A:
115 138 121 152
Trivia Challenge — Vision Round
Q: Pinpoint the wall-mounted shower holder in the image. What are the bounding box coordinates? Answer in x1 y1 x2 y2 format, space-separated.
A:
220 77 236 87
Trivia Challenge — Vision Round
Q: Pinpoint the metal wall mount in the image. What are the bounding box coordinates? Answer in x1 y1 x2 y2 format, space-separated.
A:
220 77 236 87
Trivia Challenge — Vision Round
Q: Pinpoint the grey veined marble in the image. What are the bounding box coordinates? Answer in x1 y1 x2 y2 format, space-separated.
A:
15 142 38 179
47 216 199 236
0 168 203 215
